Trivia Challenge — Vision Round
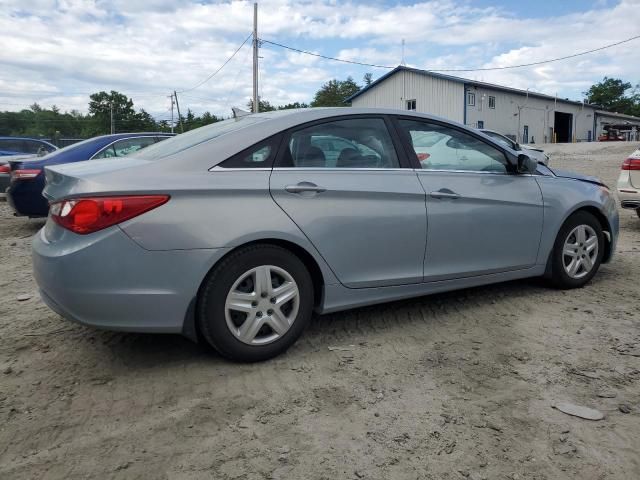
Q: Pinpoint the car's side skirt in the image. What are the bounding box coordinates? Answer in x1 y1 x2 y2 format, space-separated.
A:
319 265 546 314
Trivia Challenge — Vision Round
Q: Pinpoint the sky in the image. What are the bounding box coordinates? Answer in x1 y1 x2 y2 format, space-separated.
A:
1 0 639 123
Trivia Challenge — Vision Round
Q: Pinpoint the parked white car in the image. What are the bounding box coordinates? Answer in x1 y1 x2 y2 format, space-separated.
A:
617 148 640 218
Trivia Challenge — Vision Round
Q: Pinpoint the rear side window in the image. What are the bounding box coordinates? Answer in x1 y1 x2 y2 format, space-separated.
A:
278 118 399 168
23 141 44 154
218 134 282 169
93 146 116 159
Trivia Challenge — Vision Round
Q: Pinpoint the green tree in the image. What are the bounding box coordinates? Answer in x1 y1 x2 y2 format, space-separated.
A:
88 90 136 135
246 98 277 112
278 102 308 110
363 72 373 86
310 77 361 107
584 77 640 115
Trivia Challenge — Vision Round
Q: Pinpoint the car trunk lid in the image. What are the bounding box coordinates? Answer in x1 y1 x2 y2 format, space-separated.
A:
43 157 151 201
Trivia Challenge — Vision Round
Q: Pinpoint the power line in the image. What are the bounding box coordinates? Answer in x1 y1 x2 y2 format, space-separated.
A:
434 34 640 72
260 39 395 69
177 33 253 94
261 34 640 72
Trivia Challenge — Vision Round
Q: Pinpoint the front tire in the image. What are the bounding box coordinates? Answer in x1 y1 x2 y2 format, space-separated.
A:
549 211 604 289
197 244 314 362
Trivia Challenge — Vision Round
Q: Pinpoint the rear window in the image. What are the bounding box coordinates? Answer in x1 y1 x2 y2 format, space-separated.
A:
134 116 269 161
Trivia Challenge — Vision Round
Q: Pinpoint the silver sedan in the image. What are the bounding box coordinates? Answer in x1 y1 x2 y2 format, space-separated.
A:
33 108 618 361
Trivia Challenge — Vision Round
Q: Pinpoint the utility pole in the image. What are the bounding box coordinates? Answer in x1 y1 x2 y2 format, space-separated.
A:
110 102 114 134
169 94 175 134
173 90 184 133
252 2 259 113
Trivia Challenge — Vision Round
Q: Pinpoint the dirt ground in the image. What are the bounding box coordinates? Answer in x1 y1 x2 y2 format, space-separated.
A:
1 141 639 480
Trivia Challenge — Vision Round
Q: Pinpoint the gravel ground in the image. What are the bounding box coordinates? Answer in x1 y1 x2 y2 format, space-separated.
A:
1 141 639 480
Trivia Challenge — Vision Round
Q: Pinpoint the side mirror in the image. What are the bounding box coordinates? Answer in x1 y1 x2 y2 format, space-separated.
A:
517 154 537 174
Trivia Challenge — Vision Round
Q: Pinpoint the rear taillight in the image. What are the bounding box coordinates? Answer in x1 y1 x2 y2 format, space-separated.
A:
0 164 10 174
622 158 640 170
11 168 41 179
417 153 431 161
50 195 169 234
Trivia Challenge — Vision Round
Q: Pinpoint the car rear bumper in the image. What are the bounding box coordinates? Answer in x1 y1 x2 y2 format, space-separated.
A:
0 173 9 196
617 189 640 209
7 177 49 217
32 222 226 333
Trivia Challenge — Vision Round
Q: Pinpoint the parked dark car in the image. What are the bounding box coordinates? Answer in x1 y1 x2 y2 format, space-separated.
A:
0 137 57 157
7 133 173 217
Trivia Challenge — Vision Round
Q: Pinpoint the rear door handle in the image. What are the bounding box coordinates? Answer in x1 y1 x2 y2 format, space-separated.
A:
430 190 460 199
285 182 327 194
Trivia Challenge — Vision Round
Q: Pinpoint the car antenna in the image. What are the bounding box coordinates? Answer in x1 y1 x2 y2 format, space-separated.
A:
232 107 251 119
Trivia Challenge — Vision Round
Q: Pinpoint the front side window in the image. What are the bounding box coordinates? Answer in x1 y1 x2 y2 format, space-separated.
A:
281 118 399 168
398 119 508 173
467 92 476 106
0 139 25 153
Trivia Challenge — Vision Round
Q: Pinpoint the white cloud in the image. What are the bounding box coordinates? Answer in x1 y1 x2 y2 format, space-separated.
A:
0 0 639 119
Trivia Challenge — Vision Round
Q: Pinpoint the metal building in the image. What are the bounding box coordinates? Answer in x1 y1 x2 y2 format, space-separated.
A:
347 66 640 143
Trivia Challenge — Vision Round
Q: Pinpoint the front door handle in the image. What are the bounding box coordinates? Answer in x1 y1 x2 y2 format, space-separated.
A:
285 182 327 194
430 190 460 199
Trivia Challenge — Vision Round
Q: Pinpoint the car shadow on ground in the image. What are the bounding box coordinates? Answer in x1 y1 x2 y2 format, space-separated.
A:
77 276 557 366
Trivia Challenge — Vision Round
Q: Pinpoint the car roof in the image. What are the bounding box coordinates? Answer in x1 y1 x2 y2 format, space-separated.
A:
130 107 520 171
0 136 56 144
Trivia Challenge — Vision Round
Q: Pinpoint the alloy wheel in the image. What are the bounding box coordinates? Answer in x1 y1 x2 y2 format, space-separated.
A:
562 224 599 279
224 265 300 345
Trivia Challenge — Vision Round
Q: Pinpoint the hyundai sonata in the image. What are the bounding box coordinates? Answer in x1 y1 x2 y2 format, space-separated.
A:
33 108 618 361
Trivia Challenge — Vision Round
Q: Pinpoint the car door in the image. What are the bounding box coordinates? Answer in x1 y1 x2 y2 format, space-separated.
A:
394 118 543 282
270 116 427 288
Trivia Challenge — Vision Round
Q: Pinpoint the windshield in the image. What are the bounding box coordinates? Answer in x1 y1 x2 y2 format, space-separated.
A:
134 115 269 161
483 131 515 150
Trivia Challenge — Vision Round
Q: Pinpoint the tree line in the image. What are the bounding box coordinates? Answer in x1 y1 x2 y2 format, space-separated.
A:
1 74 635 140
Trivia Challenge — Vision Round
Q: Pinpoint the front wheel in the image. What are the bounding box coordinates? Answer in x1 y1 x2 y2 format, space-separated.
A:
197 244 314 362
549 211 604 289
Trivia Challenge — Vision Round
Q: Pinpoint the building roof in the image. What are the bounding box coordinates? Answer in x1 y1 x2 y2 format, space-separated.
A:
347 65 595 107
594 110 640 122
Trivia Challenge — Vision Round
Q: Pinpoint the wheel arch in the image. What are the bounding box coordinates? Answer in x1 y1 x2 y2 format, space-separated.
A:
544 204 614 279
569 205 613 263
183 238 327 342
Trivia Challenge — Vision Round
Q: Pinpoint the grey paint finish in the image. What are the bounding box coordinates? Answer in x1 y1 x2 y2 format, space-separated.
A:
270 168 427 288
418 171 543 281
33 108 619 335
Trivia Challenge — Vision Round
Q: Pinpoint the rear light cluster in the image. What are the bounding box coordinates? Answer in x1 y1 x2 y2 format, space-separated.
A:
11 169 41 179
0 164 10 174
622 158 640 170
50 195 169 235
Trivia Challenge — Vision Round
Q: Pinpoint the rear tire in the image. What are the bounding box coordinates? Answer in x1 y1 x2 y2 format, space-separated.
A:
197 244 314 362
549 211 604 289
